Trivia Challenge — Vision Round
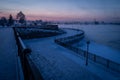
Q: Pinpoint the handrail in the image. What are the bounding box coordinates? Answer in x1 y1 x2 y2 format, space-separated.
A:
13 27 43 80
54 28 120 73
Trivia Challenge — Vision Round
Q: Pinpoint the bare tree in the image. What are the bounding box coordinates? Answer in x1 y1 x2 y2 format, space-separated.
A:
16 11 26 24
0 17 7 26
8 14 14 26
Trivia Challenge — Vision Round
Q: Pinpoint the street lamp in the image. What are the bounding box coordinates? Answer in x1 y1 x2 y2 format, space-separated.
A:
86 40 90 66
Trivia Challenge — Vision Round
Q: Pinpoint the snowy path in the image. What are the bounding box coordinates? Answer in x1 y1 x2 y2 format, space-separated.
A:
24 28 120 80
0 28 18 80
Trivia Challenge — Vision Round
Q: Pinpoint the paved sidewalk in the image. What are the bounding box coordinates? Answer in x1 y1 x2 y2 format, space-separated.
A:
0 28 18 80
24 29 101 80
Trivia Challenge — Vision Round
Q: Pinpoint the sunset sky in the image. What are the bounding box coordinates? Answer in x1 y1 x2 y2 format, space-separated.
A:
0 0 120 22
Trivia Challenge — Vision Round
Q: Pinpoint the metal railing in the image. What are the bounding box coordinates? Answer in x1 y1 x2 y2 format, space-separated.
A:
13 27 43 80
54 28 120 73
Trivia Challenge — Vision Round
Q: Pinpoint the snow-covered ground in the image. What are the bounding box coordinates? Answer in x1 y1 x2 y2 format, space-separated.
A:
24 28 120 80
73 39 120 64
0 28 19 80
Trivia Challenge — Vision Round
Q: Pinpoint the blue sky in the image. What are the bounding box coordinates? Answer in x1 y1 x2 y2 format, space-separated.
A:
0 0 120 22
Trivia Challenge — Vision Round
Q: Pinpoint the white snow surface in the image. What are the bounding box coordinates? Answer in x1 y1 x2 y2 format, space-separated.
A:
24 28 120 80
73 39 120 64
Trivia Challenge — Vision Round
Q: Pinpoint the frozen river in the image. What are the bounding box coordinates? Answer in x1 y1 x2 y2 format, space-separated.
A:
59 24 120 50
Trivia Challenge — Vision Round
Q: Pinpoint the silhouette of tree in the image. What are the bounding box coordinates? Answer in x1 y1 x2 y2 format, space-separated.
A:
94 19 99 25
0 17 7 26
16 11 26 24
8 14 14 26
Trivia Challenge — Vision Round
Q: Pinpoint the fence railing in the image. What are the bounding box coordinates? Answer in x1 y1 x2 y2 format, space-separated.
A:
54 28 120 73
13 27 43 80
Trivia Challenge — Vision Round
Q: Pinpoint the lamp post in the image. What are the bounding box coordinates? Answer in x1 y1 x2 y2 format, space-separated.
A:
86 40 90 66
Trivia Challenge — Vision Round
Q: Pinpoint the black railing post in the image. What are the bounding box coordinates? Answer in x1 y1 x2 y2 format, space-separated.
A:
94 54 96 62
107 60 109 68
86 41 90 66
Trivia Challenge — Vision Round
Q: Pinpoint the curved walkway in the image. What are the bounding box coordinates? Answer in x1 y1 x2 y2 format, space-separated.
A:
24 28 120 80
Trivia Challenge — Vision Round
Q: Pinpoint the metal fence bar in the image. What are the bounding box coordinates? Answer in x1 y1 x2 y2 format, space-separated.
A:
54 28 120 73
13 27 43 80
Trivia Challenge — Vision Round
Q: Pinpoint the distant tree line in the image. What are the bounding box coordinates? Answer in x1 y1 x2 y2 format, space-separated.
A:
0 11 26 27
54 21 120 25
0 15 12 26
